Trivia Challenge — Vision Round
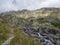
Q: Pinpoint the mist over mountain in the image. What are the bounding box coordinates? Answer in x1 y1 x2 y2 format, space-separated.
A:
0 0 60 12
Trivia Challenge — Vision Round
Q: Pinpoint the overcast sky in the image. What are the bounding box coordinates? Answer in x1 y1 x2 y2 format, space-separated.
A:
0 0 60 12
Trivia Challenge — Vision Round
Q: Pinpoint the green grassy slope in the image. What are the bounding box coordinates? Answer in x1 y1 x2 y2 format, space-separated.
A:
0 15 42 45
0 21 11 45
10 28 42 45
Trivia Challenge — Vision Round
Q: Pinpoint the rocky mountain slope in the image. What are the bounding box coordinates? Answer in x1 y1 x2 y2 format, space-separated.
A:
0 8 60 45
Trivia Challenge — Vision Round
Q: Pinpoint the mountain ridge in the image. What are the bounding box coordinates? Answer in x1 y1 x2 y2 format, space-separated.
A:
0 8 60 45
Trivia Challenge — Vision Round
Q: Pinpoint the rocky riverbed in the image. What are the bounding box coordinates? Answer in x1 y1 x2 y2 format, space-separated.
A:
23 25 60 45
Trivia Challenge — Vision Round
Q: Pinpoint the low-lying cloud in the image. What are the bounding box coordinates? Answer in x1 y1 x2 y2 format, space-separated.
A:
0 0 60 12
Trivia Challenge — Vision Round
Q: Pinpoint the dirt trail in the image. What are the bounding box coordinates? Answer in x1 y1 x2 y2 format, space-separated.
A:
2 29 14 45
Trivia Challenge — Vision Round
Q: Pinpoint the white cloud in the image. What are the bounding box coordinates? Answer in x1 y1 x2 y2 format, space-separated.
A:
0 0 18 12
0 0 60 12
40 0 60 8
